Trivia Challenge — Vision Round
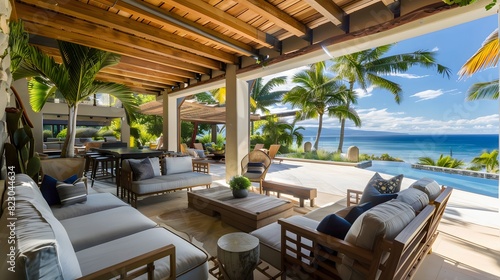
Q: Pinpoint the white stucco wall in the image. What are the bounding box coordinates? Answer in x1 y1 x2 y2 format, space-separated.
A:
0 0 12 179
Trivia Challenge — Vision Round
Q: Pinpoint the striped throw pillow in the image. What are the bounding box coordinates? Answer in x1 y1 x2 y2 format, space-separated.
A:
247 162 265 174
56 179 87 206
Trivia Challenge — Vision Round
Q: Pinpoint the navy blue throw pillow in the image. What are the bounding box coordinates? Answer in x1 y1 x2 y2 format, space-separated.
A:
314 213 352 267
40 174 78 205
344 202 373 224
247 162 265 174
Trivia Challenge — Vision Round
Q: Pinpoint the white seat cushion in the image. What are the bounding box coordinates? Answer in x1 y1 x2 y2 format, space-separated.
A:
51 193 128 220
76 228 208 278
61 206 157 251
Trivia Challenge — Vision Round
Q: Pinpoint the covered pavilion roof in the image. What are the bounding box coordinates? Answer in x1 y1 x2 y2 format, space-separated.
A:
139 99 261 124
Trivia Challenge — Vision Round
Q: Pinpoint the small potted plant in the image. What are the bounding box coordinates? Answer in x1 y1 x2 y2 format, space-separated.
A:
229 175 252 198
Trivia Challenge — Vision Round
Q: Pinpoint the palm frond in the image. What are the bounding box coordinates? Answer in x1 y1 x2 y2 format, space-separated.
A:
28 78 58 112
466 79 499 100
459 28 499 78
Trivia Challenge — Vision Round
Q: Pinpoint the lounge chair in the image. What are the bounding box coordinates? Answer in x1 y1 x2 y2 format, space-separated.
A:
253 143 265 150
268 144 282 164
241 150 272 194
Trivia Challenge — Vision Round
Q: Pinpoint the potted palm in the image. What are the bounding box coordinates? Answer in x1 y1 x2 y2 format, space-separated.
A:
229 175 251 198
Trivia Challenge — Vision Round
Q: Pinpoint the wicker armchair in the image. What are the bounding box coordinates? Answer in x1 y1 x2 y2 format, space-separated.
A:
241 150 272 194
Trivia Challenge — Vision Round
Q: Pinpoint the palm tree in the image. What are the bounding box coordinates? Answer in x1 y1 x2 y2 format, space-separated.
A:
283 120 305 148
418 154 465 169
12 22 138 157
331 45 451 152
471 150 499 173
249 76 287 114
459 28 499 100
261 117 291 144
283 62 361 150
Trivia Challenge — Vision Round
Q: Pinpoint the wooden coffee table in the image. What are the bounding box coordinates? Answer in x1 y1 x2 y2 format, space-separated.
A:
188 186 294 232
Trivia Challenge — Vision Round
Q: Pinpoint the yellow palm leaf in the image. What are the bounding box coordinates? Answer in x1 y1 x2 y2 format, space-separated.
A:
459 28 499 79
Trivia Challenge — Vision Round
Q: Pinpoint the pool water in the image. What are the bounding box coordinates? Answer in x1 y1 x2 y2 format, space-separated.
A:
363 161 499 198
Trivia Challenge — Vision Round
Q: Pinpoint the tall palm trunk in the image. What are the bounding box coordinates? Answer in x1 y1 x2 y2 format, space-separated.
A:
314 114 323 150
337 81 354 153
62 105 78 158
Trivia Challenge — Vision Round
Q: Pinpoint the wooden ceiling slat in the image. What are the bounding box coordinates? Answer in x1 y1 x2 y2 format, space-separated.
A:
18 4 220 69
22 21 210 74
170 0 273 48
237 0 307 37
17 1 228 68
102 0 255 56
303 0 344 25
100 68 178 86
118 57 195 79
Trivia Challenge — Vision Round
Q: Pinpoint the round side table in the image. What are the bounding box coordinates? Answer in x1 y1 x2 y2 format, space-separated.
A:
217 232 260 280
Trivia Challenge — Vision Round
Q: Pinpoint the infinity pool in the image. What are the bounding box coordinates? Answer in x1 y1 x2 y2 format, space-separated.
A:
363 161 499 198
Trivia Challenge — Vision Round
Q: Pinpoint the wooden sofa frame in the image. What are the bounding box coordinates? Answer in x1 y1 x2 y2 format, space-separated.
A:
278 186 453 280
120 159 211 207
78 245 175 280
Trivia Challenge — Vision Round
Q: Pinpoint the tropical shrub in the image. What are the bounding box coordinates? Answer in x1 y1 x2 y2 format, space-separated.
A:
417 155 465 169
43 129 53 140
470 150 499 173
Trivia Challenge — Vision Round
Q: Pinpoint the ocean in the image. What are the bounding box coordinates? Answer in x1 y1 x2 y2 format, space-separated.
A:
303 134 499 164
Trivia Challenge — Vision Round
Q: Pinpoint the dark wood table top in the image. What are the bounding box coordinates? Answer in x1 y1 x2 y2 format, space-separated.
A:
93 147 164 159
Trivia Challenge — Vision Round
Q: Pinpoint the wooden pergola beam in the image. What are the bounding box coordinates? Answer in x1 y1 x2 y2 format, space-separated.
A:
303 0 344 25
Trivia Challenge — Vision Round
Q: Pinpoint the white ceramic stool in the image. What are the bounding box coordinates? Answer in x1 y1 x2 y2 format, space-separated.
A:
217 232 260 280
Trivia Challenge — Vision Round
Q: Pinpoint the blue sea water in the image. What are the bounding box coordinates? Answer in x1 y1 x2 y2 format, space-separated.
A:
305 134 499 164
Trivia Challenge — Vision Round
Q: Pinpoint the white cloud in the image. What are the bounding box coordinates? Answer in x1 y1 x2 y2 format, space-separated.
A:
410 89 444 102
354 85 376 98
431 46 439 52
386 73 429 79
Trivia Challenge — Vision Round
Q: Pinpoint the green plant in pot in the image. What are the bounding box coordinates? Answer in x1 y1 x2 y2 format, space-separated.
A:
229 175 252 198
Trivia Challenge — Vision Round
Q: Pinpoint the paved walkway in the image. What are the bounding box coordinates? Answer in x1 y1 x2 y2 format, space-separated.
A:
208 159 500 279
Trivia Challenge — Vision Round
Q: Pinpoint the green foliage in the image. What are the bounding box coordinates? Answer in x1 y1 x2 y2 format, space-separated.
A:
5 108 40 180
417 154 465 169
286 150 351 162
229 175 252 190
359 154 402 162
56 128 67 138
75 127 98 138
443 0 497 10
43 129 53 139
471 150 499 173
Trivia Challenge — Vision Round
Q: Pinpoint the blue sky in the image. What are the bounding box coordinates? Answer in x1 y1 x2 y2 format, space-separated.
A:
263 15 499 135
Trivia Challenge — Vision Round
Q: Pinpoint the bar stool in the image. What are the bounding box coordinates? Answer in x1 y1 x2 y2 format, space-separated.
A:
90 155 119 187
84 152 100 178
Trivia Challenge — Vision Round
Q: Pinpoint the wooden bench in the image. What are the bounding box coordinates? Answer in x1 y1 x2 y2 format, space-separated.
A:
262 180 317 207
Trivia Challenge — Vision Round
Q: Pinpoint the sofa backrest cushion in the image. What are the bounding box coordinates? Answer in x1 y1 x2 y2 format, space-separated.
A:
338 200 415 280
396 188 429 212
0 174 82 279
164 157 193 175
410 178 441 201
343 202 372 224
129 158 155 181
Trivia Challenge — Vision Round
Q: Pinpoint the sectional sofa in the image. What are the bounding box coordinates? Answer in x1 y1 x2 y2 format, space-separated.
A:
251 176 452 279
0 174 209 279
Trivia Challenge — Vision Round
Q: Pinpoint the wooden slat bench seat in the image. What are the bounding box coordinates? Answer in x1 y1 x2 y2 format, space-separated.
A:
262 180 317 207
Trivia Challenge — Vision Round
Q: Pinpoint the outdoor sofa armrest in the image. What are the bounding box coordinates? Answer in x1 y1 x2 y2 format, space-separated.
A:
278 218 373 279
347 189 363 206
192 161 210 174
77 244 176 280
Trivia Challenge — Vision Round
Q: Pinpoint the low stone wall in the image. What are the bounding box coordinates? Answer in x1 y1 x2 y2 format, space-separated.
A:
411 164 499 180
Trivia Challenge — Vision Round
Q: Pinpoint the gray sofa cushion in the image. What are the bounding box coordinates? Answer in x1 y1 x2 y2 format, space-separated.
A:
51 193 128 220
339 200 415 280
396 188 429 212
250 215 319 269
165 157 193 175
61 206 157 251
410 177 441 201
0 174 82 280
131 172 212 195
76 228 208 278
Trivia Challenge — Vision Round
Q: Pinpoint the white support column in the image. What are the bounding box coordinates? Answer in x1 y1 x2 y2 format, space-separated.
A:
120 118 130 146
163 93 178 152
225 64 250 182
